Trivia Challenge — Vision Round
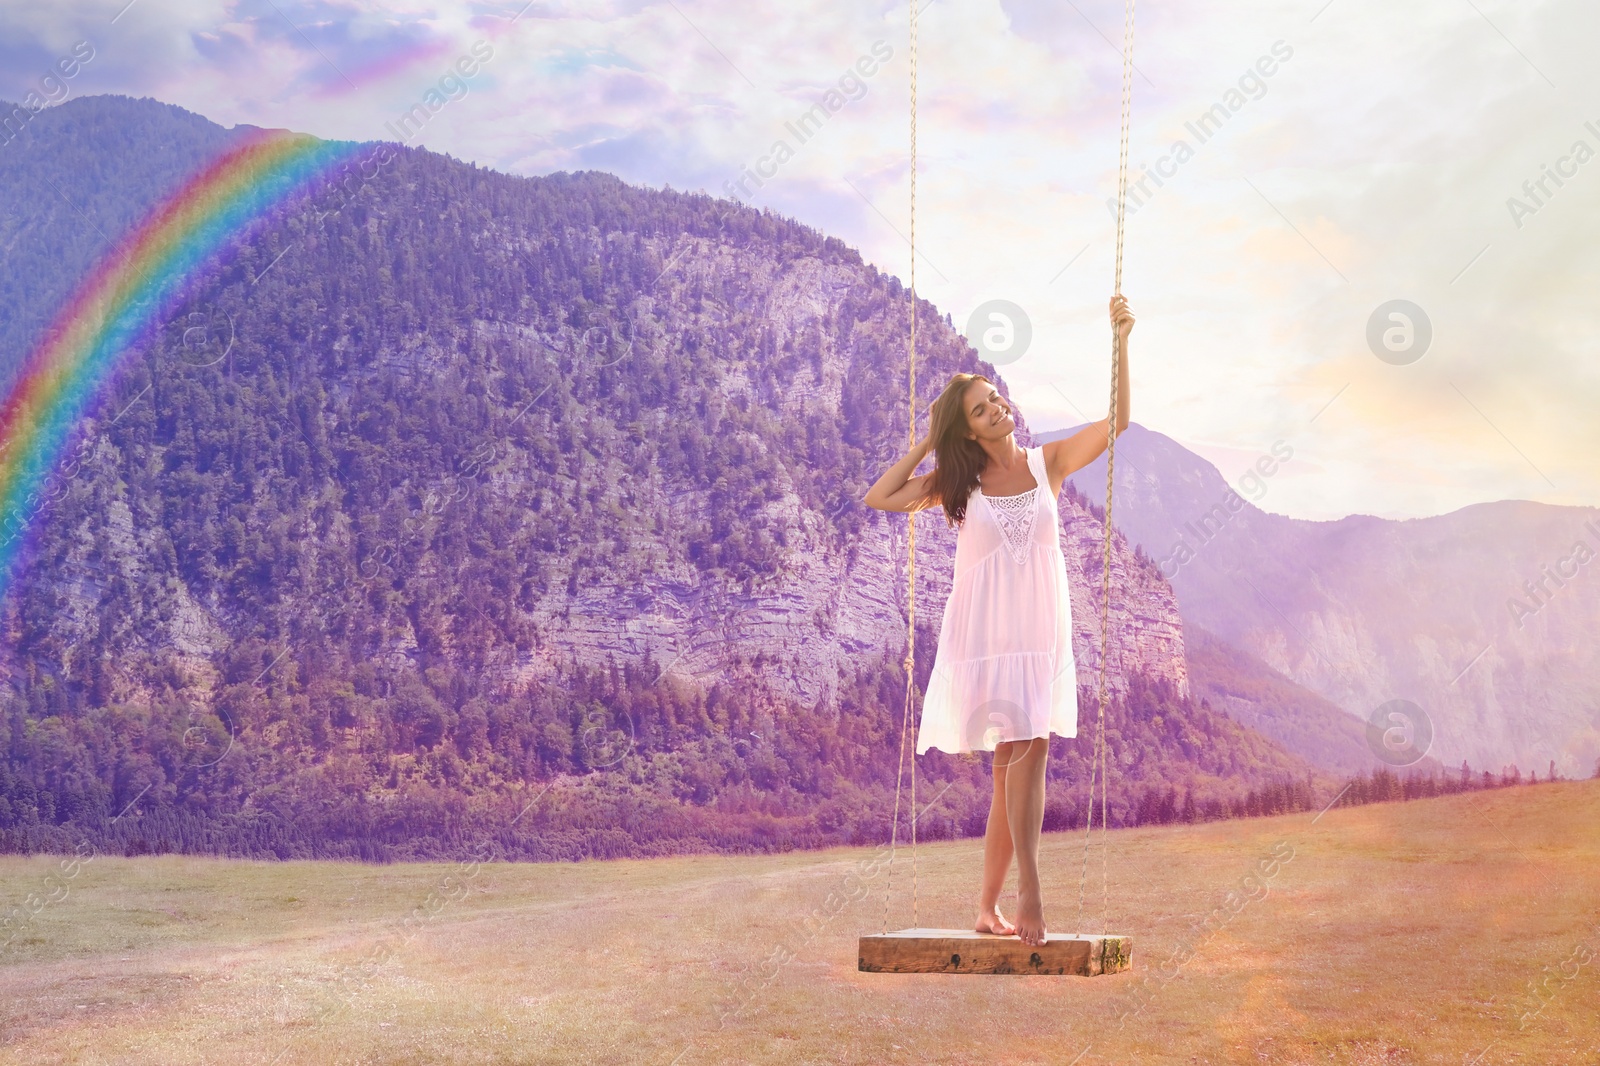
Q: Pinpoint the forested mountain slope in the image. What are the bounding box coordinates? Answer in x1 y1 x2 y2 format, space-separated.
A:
0 96 1333 860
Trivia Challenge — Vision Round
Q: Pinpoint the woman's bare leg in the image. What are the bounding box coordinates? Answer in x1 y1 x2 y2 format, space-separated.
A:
975 748 1017 935
1006 736 1050 945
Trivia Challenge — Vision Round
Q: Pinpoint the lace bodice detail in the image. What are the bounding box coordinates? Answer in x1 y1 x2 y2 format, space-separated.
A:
981 487 1039 566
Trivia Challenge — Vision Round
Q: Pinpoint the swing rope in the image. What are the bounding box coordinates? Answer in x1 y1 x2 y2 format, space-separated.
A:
1075 0 1137 940
882 0 920 935
883 0 1135 939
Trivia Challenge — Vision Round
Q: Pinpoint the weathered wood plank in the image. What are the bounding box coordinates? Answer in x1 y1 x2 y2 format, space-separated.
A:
858 928 1132 976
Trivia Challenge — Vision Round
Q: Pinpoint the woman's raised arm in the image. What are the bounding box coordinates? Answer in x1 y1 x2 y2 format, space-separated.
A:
863 433 938 513
1044 294 1135 483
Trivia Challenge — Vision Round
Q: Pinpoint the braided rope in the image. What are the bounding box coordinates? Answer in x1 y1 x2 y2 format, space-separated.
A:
1076 0 1137 939
883 0 919 934
885 0 1134 942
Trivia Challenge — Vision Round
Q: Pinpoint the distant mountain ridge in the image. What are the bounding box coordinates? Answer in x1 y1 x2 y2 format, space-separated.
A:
1054 423 1600 778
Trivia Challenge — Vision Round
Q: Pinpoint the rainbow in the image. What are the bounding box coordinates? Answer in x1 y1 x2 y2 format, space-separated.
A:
0 128 370 603
313 36 454 98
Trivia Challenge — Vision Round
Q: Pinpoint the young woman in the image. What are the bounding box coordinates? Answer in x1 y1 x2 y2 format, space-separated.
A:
862 294 1134 947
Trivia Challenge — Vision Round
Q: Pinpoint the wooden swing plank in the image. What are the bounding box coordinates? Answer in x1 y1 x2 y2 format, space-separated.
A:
858 929 1131 976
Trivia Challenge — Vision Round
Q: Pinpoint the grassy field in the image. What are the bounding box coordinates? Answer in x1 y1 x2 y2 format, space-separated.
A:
0 780 1596 1065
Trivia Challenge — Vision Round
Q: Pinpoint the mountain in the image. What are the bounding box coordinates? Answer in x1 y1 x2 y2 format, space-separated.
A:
0 95 246 389
0 96 1337 861
1059 423 1600 778
1183 623 1411 777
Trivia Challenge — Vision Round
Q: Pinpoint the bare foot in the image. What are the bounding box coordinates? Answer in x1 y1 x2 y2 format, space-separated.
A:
974 906 1016 936
1015 890 1047 946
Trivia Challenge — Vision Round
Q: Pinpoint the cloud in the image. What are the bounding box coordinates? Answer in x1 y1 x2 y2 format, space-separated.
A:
2 0 1597 519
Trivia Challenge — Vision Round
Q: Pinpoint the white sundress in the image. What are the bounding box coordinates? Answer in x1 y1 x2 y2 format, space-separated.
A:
916 444 1080 755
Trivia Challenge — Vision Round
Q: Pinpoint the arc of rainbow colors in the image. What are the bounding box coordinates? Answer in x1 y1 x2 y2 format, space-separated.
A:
311 35 454 98
0 128 370 604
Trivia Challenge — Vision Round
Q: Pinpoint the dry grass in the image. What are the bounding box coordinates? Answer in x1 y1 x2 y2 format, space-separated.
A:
0 780 1597 1065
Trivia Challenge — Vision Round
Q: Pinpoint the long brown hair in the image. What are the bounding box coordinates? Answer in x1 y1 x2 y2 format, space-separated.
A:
923 372 1008 528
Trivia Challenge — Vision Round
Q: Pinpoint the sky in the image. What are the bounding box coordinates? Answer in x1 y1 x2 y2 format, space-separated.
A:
2 0 1596 520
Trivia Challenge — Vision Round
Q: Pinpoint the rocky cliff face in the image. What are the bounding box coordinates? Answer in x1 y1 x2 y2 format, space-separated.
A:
505 459 1191 716
0 95 1188 728
398 246 1191 714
